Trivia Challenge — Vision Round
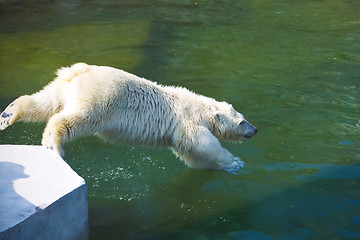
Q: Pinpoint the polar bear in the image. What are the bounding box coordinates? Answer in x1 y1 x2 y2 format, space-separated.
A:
0 63 257 171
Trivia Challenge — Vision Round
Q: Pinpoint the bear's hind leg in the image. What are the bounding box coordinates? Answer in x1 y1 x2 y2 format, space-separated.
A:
1 90 61 130
41 111 95 157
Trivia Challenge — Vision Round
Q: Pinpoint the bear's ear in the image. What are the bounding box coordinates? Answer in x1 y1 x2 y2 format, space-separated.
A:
215 112 224 123
215 112 221 121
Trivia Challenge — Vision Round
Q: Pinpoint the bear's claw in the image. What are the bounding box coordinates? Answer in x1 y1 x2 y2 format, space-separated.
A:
41 130 64 157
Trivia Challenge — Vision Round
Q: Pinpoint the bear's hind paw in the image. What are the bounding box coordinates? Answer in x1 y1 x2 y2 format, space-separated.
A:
0 101 22 130
0 111 14 130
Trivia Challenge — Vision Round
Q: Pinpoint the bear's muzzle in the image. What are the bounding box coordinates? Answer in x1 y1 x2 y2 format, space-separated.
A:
241 121 257 139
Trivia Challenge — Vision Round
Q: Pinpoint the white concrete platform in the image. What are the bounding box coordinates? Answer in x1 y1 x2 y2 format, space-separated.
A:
0 145 88 240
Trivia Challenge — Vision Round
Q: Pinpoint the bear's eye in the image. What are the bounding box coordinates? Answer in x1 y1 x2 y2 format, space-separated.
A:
239 120 245 125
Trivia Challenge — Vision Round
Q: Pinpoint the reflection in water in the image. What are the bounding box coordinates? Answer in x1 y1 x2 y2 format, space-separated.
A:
0 0 359 239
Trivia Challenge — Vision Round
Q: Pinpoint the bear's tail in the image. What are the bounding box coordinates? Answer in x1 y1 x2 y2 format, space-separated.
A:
56 62 90 82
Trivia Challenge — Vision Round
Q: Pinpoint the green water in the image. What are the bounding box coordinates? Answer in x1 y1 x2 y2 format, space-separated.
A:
1 0 359 239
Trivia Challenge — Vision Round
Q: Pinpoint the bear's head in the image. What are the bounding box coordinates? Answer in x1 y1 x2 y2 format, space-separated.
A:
212 103 257 142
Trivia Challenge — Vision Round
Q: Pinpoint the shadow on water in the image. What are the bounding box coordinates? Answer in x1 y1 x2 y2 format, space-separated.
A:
89 163 360 240
133 0 247 83
162 164 360 240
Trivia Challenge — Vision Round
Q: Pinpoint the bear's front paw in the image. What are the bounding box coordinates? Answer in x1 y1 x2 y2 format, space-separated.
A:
218 157 244 174
0 103 18 130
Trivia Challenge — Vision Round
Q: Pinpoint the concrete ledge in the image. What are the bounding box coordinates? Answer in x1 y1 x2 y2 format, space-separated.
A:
0 145 88 240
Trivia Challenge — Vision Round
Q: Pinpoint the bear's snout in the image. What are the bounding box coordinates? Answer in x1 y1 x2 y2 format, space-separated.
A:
241 121 257 139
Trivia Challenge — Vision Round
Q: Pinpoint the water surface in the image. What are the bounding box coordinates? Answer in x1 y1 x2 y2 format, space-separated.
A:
0 0 359 239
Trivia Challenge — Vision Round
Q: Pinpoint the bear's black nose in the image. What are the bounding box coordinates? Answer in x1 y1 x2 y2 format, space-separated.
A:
244 127 257 139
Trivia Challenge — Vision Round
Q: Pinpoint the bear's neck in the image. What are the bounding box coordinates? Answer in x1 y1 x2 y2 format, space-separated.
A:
165 85 218 130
